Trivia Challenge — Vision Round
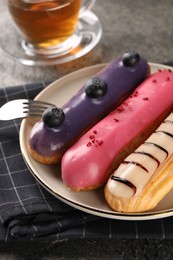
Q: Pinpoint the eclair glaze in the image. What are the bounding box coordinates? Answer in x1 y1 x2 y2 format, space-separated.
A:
105 112 173 212
62 70 173 191
29 52 149 164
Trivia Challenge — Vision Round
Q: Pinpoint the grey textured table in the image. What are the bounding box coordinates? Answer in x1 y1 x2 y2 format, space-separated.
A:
1 0 173 259
1 0 173 88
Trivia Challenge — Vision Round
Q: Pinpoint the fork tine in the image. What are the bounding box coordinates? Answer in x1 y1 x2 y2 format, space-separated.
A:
23 109 45 114
23 100 54 113
23 100 54 106
23 105 49 110
0 99 55 121
28 100 54 105
22 99 55 118
27 113 44 117
23 110 44 117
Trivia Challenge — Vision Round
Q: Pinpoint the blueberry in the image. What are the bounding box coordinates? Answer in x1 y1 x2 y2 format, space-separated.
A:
42 107 65 128
85 77 108 99
122 51 140 67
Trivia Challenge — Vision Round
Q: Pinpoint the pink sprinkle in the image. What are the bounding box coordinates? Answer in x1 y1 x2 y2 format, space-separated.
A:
93 130 97 134
98 140 103 146
117 107 124 113
166 76 170 81
114 118 119 122
143 97 149 101
152 79 157 83
134 91 138 97
89 135 95 139
87 142 92 147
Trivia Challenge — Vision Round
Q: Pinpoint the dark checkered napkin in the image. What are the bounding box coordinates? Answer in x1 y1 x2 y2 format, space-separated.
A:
0 82 96 240
0 80 173 241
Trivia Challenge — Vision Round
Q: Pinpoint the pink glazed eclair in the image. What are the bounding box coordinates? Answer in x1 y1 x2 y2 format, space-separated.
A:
105 111 173 213
62 69 173 191
29 51 148 164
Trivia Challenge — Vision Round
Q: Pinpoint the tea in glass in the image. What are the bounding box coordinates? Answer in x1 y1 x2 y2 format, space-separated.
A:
7 0 81 49
3 0 101 66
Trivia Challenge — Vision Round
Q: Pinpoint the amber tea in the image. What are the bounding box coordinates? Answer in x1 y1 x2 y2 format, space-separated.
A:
7 0 81 48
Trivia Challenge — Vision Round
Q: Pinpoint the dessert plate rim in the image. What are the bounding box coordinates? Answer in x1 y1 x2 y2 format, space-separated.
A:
20 62 173 221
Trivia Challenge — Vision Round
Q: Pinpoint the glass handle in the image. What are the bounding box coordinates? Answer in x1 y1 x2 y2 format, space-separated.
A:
79 0 95 18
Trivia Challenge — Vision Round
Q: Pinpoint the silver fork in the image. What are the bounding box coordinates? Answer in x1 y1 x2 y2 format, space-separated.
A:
0 99 55 120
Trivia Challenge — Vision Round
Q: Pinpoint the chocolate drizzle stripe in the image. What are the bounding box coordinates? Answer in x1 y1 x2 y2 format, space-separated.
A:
155 130 173 139
111 176 136 195
122 161 149 172
133 151 160 167
164 120 173 124
144 142 169 158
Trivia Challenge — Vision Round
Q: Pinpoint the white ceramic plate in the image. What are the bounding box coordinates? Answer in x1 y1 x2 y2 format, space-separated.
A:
20 62 173 221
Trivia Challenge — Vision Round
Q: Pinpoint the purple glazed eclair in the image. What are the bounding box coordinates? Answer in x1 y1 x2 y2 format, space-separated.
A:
29 51 149 164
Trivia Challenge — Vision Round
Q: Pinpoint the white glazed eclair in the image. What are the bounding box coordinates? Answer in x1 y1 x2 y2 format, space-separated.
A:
105 112 173 213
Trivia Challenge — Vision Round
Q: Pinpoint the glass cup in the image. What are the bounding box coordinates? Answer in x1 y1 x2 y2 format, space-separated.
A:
2 0 102 65
6 0 95 56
